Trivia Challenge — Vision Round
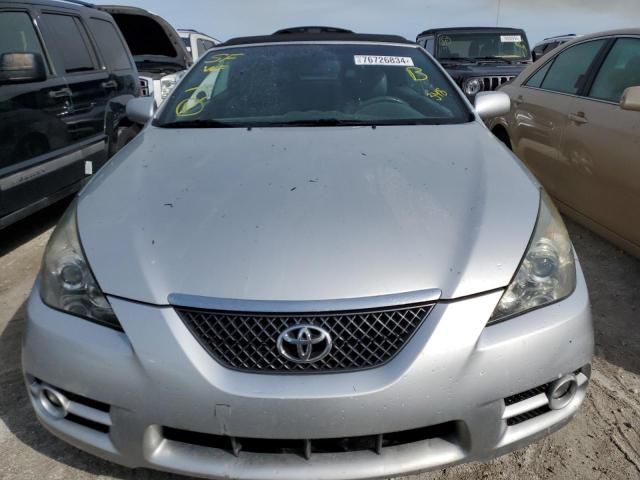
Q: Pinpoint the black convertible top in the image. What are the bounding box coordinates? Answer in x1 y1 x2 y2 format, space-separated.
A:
219 32 414 47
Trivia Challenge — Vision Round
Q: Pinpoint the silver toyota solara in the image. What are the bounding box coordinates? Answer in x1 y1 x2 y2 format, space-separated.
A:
23 31 593 479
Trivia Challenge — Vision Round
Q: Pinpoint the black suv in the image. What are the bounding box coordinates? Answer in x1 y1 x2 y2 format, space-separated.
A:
416 27 532 100
0 0 139 229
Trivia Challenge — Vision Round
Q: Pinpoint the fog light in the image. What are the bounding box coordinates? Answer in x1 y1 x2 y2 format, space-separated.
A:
38 386 69 420
547 374 578 410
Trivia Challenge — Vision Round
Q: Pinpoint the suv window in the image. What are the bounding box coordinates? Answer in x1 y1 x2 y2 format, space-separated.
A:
533 44 545 59
419 36 435 54
43 14 95 73
589 38 640 103
540 40 606 94
196 39 216 57
0 11 46 65
88 18 131 71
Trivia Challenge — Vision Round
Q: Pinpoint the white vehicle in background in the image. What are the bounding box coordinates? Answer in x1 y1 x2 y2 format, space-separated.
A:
99 5 193 105
178 29 220 61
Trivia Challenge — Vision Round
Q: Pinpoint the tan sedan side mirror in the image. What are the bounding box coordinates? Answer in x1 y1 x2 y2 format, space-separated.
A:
620 86 640 112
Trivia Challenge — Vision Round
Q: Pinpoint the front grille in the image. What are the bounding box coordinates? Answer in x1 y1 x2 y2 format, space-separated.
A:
480 76 515 91
174 303 434 373
163 421 459 459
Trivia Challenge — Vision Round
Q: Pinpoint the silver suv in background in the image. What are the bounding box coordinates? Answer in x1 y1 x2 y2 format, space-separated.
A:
178 29 220 61
99 5 192 105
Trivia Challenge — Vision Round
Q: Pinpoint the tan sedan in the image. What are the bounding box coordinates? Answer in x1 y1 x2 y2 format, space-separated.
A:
489 29 640 257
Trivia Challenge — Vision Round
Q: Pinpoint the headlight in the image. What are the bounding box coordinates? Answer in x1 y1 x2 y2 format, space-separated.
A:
40 202 121 330
489 191 576 324
463 78 483 96
160 71 187 100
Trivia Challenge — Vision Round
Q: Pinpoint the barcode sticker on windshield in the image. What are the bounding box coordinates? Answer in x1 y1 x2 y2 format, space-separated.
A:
500 35 522 43
354 55 414 66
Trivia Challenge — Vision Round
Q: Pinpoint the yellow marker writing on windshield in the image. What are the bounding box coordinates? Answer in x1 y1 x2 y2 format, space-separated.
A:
203 65 227 73
204 53 244 66
203 53 244 72
406 66 429 82
175 87 206 117
426 87 448 101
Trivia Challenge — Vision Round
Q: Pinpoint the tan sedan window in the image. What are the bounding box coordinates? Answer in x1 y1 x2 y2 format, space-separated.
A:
540 40 606 94
590 38 640 103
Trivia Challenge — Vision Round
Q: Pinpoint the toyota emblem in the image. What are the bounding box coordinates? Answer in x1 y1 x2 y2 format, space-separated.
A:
277 325 332 364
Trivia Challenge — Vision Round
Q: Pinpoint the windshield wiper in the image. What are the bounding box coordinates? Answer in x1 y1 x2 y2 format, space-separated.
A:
475 56 515 64
268 119 364 127
157 119 238 129
439 57 477 63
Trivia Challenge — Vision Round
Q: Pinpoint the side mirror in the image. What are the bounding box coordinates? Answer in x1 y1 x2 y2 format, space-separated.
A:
620 86 640 112
126 96 156 124
0 52 46 85
475 91 511 119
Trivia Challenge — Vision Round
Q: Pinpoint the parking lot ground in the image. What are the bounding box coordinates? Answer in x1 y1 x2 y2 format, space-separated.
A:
1 201 639 480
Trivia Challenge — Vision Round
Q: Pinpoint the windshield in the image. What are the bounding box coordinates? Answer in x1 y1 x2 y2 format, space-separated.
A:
155 43 471 128
436 32 530 61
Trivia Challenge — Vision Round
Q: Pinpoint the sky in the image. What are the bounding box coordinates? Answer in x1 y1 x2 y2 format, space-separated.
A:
96 0 640 45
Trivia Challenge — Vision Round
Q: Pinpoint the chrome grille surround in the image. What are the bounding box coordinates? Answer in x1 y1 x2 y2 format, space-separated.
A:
174 301 435 373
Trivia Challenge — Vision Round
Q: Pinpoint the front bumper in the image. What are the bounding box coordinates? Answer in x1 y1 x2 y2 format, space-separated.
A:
22 271 593 480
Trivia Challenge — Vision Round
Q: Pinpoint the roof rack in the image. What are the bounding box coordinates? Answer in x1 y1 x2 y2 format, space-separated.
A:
53 0 96 8
274 26 354 35
417 26 524 38
543 33 577 41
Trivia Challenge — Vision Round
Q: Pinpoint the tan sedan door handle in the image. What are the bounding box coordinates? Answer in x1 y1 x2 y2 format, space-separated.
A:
568 112 588 125
513 95 524 106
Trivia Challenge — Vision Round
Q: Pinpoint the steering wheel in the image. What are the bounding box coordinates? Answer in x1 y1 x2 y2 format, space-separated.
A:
356 96 408 110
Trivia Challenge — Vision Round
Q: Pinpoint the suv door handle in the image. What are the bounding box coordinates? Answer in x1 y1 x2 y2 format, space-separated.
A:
568 112 588 124
48 88 72 99
101 80 118 89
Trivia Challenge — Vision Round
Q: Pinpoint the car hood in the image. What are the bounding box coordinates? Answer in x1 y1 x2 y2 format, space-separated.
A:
78 123 539 305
